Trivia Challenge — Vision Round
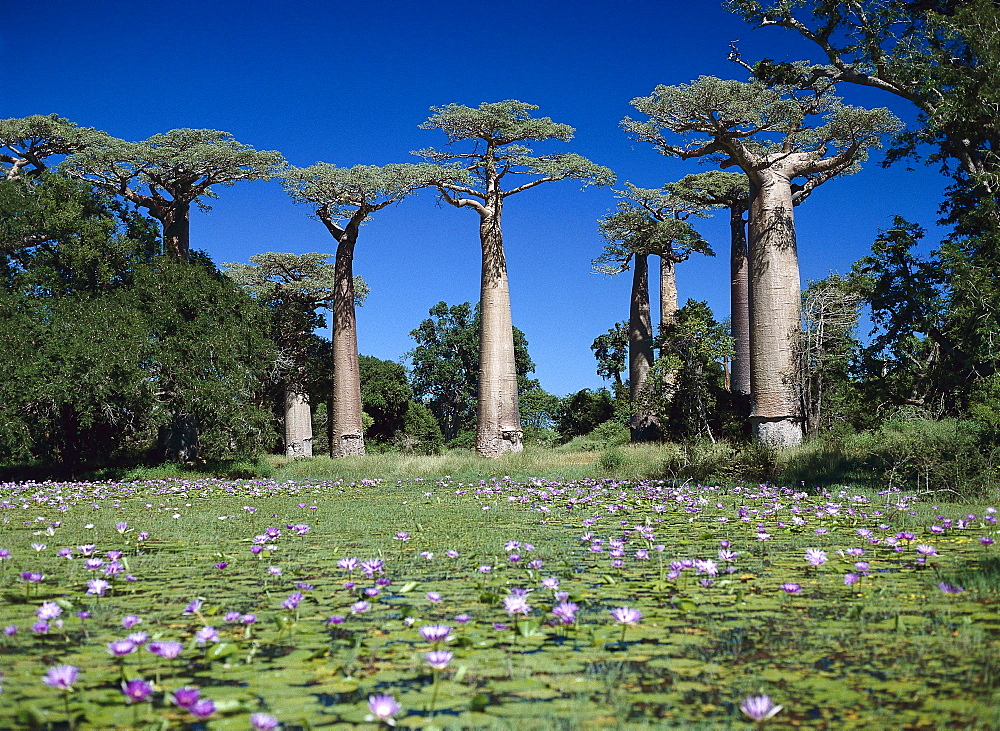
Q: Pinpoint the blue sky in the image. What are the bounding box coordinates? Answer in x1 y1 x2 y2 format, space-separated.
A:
2 0 948 397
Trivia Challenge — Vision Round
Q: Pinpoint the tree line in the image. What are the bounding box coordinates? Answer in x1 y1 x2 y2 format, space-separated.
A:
1 0 998 471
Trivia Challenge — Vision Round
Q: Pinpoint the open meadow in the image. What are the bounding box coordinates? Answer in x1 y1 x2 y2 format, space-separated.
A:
0 471 998 729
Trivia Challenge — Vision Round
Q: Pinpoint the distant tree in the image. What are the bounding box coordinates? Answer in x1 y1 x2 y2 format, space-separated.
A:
555 388 616 441
408 301 537 444
416 100 615 457
652 300 734 442
225 252 369 458
64 129 286 260
0 114 103 180
283 162 459 458
799 273 861 437
591 321 629 398
595 184 711 441
359 355 414 444
625 75 899 446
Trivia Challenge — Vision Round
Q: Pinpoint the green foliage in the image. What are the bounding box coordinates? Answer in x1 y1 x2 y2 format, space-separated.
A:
414 100 615 196
0 175 274 471
594 183 713 272
0 114 106 177
647 300 734 442
591 322 629 394
399 401 444 455
359 355 416 444
555 388 616 442
407 302 537 443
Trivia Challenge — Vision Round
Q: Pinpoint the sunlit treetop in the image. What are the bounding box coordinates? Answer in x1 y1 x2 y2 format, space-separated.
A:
594 183 712 273
224 252 369 307
624 74 901 188
62 128 287 212
0 114 107 179
282 162 467 228
413 100 615 203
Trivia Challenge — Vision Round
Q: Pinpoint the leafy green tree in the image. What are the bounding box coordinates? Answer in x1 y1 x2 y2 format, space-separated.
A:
799 273 861 437
0 114 103 179
595 184 711 441
651 300 735 442
0 175 273 469
225 252 368 458
415 101 615 457
591 321 629 398
282 162 459 457
359 355 415 444
625 75 899 446
408 301 537 445
63 129 286 260
555 388 616 441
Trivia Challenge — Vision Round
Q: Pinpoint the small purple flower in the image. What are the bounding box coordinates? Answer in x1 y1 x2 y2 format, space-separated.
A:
107 639 137 657
147 640 184 659
37 602 62 621
42 664 79 691
122 614 142 629
552 601 579 624
250 712 281 730
189 698 216 719
326 615 345 625
195 626 219 646
454 613 471 624
394 532 410 541
241 613 257 625
368 693 401 725
805 548 827 566
610 606 642 626
172 687 200 708
844 572 860 586
916 544 937 556
739 694 783 722
419 624 452 644
183 598 203 615
215 562 228 570
4 625 17 636
541 577 559 590
425 650 453 669
981 537 995 546
780 583 801 594
338 557 359 571
121 677 153 703
351 601 370 614
426 591 442 603
225 611 242 623
938 582 965 594
21 571 43 583
503 594 531 616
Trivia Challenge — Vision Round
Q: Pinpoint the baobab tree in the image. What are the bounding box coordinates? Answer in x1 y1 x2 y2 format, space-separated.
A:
668 172 752 397
0 114 103 179
64 129 286 261
595 184 710 442
225 252 369 459
282 162 462 458
625 75 900 446
415 100 615 458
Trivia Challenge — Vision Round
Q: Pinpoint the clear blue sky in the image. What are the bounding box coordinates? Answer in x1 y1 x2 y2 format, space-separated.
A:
1 0 947 397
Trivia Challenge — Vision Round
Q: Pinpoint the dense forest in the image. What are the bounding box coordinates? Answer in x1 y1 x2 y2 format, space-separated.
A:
1 1 998 494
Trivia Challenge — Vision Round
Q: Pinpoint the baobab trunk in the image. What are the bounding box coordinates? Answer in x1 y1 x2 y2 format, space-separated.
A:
659 256 679 326
629 253 658 442
476 207 523 458
331 232 366 458
284 384 313 458
730 205 752 397
161 200 191 261
747 173 803 447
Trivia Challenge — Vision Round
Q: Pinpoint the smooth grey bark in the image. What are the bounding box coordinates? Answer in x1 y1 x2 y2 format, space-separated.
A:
476 201 523 457
284 386 313 458
730 205 752 397
324 218 366 458
659 256 679 327
629 253 658 442
747 172 802 446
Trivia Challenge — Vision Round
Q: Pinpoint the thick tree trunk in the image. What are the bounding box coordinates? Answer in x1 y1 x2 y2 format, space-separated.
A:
284 384 313 458
747 174 803 447
160 412 200 463
629 254 658 442
730 205 752 397
331 230 366 458
476 204 523 458
162 201 191 262
659 255 679 326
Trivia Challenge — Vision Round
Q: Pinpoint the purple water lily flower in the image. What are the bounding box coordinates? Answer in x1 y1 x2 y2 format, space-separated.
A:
42 664 79 691
172 687 200 708
419 624 452 644
368 693 401 725
610 606 642 626
250 712 281 730
189 698 216 719
121 677 153 703
740 694 783 722
425 650 453 669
